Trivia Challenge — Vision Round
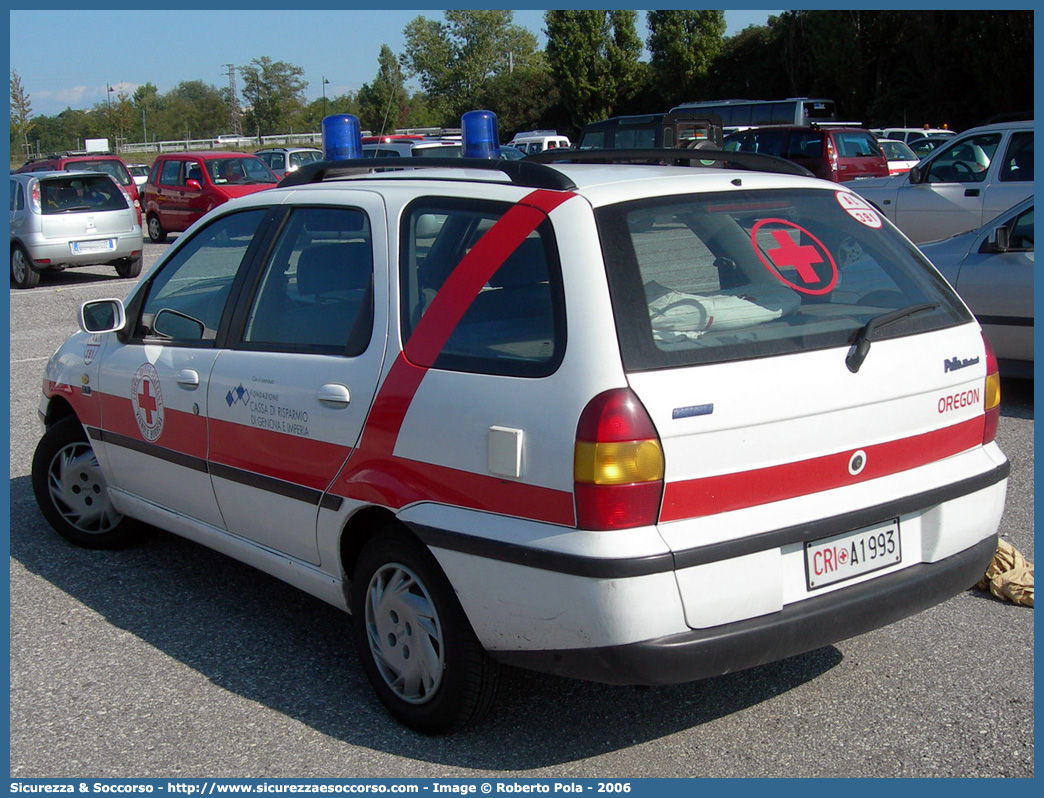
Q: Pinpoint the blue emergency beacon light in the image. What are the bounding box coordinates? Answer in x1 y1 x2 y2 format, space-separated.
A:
322 114 363 160
462 110 501 159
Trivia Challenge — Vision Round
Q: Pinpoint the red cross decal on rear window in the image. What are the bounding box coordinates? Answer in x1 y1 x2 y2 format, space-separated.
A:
751 219 837 295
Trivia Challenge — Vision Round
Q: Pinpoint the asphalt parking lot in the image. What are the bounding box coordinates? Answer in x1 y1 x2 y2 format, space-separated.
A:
8 243 1035 778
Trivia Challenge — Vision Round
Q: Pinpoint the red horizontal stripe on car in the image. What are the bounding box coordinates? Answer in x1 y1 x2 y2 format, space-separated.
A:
333 451 576 527
45 379 101 428
660 417 985 522
98 392 208 459
208 417 351 491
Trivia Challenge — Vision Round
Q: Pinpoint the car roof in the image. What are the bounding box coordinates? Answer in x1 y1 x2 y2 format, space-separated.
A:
270 155 829 212
960 119 1034 134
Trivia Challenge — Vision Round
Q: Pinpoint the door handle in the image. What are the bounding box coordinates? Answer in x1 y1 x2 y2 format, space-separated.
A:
317 383 351 407
176 369 200 388
965 188 980 197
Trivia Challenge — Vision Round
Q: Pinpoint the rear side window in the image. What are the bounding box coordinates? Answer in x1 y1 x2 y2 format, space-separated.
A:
400 198 565 377
596 188 969 370
39 175 129 214
786 131 823 159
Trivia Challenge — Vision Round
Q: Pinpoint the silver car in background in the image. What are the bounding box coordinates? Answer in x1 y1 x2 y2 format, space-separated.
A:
10 170 143 289
920 196 1034 377
853 120 1033 243
254 147 323 178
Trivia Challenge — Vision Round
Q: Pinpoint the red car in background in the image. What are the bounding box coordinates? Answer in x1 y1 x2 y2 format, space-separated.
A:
142 152 278 242
16 152 143 226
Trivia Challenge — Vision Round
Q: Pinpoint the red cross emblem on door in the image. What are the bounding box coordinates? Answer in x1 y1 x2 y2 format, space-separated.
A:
751 219 837 295
131 363 165 442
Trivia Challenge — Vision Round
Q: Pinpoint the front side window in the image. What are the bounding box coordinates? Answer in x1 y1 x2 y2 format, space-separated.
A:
135 210 267 342
400 198 565 377
207 157 276 185
241 207 373 354
998 131 1033 182
596 188 969 370
924 134 1001 183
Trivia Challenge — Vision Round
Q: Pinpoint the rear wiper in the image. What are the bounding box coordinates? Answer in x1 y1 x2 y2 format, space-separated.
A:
846 302 939 373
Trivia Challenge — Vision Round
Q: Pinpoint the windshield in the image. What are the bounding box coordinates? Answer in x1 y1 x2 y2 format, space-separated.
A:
596 188 969 370
206 157 277 185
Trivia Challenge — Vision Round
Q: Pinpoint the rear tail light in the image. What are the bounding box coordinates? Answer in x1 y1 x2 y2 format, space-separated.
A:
982 333 1001 444
30 182 41 214
574 388 665 530
826 137 838 174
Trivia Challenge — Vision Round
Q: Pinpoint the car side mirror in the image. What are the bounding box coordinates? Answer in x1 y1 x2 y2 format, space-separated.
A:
153 308 206 340
908 165 922 184
79 299 126 334
186 179 202 190
984 225 1011 254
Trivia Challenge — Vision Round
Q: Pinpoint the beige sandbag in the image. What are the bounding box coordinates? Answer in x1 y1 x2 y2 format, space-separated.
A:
976 539 1034 607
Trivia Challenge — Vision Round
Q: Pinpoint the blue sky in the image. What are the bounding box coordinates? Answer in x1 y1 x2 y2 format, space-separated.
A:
9 7 781 119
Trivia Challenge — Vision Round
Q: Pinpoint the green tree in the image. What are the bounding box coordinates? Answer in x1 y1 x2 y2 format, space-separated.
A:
151 80 228 141
357 44 411 134
402 10 538 124
544 10 644 128
239 56 307 136
10 69 34 158
132 82 159 142
647 10 726 108
474 63 560 141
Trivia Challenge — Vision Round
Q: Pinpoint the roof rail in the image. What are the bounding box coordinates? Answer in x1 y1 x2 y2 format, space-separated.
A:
523 147 815 178
277 157 578 192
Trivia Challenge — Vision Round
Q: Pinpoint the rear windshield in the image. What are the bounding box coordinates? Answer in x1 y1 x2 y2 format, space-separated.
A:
74 158 132 187
40 175 130 215
596 188 969 371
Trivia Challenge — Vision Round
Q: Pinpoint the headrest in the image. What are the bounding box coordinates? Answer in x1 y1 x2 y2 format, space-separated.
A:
490 237 547 288
297 242 373 296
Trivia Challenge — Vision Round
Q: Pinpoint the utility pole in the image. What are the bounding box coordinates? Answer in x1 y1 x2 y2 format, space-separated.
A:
322 76 330 117
225 64 242 135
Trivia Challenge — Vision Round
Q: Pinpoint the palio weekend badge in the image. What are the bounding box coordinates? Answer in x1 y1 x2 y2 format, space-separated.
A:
131 363 164 442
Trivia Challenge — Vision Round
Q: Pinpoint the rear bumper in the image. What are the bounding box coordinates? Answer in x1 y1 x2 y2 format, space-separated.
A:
493 532 998 685
23 232 141 268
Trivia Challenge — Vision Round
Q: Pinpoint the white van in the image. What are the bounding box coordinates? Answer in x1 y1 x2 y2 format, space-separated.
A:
507 130 572 154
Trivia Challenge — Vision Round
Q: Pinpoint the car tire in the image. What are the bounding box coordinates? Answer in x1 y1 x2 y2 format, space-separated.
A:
115 255 143 279
11 244 40 289
147 214 167 244
351 526 500 734
31 416 137 549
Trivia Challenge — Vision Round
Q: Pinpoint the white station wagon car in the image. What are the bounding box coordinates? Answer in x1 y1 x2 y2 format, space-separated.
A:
853 120 1033 244
33 150 1009 734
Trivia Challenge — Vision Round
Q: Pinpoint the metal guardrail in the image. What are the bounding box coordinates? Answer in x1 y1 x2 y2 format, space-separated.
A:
118 128 465 155
120 132 326 154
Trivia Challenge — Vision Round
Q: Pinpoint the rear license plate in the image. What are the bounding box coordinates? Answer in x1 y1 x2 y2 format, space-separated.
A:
71 238 116 254
805 519 901 590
